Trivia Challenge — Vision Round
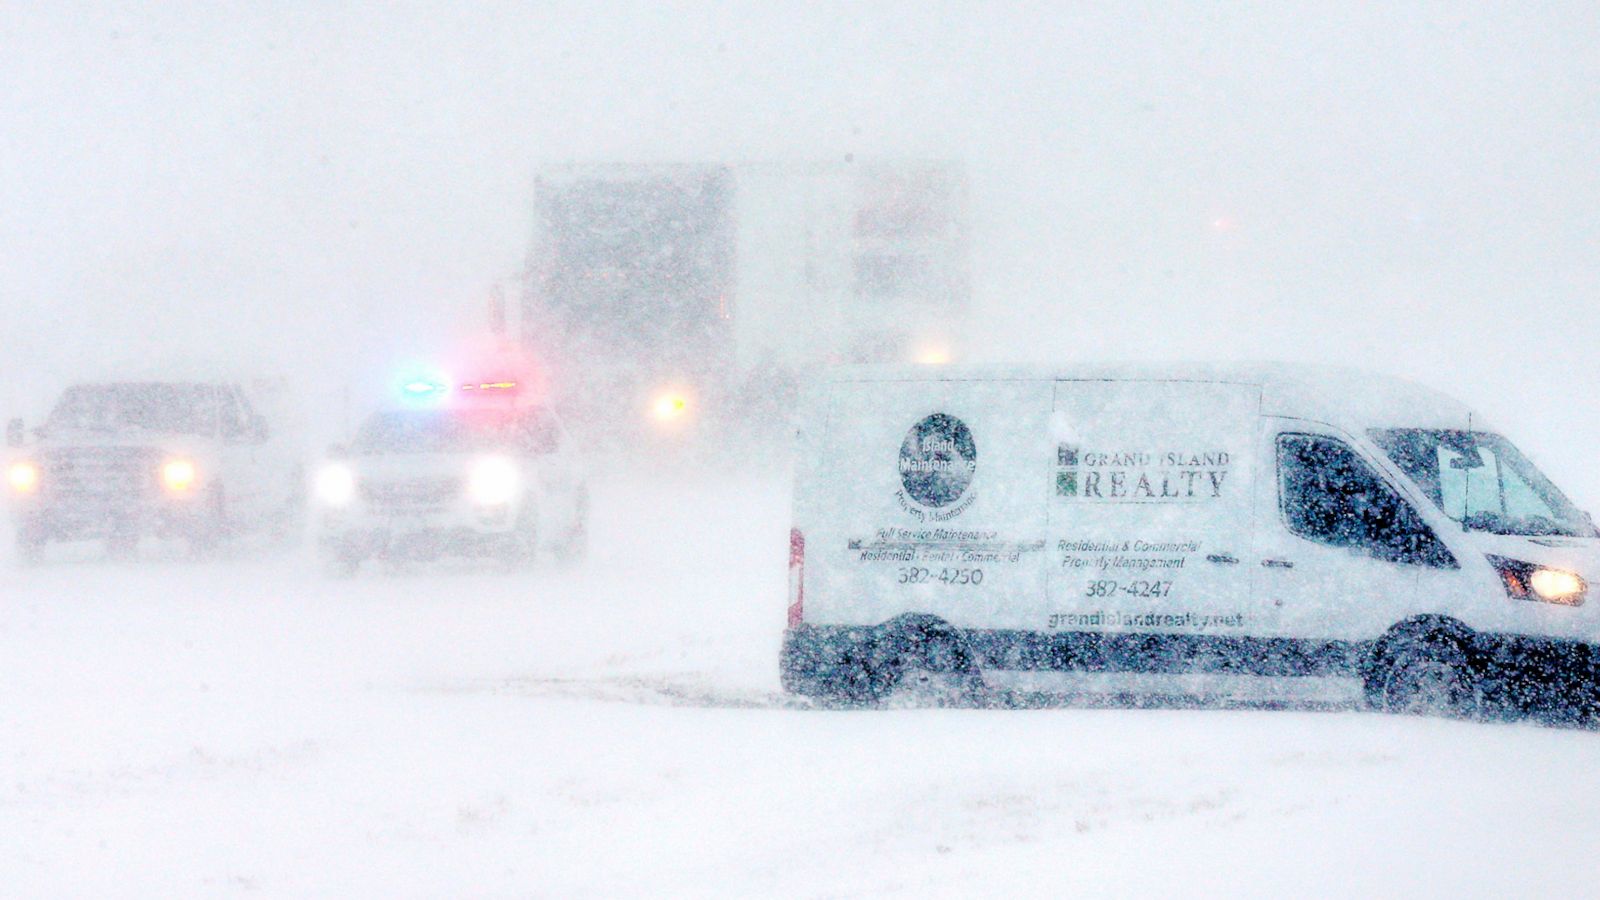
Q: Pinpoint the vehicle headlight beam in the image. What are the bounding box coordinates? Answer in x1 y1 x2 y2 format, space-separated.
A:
315 464 357 507
467 456 520 506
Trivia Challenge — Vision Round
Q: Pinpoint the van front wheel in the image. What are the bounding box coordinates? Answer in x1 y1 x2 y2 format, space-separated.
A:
1367 634 1478 718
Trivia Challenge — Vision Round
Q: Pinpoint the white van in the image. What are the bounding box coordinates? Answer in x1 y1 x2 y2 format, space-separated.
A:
781 364 1600 719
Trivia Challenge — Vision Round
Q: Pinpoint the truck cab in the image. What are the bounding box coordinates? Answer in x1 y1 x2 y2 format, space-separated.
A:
5 380 305 561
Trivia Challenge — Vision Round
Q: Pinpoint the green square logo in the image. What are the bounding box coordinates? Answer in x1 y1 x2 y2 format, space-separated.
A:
1056 470 1078 497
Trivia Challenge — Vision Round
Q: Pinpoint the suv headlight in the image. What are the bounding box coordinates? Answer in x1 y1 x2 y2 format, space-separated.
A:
315 464 357 507
467 456 520 506
6 460 40 494
161 458 198 494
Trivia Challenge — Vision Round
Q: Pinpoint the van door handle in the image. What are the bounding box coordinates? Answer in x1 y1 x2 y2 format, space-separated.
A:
1205 554 1239 565
1261 558 1295 569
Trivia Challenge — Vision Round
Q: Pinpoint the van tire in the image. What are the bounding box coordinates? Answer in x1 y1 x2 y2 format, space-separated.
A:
1367 630 1479 718
885 624 984 707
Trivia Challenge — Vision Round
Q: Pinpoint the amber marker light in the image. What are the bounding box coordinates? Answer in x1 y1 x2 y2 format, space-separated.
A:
652 392 689 422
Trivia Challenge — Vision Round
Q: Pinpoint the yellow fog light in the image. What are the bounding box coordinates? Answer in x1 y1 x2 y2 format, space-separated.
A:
1530 568 1586 605
161 459 198 494
6 460 40 494
652 392 689 422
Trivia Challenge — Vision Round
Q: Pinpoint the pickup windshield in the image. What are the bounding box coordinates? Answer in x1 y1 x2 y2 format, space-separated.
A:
1371 429 1593 538
354 409 556 455
46 383 220 436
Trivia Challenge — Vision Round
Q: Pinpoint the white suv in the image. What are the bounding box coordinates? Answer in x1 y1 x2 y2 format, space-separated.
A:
5 380 305 561
314 404 588 575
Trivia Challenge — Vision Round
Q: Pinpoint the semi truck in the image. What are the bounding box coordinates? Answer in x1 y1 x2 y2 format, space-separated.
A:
516 160 970 447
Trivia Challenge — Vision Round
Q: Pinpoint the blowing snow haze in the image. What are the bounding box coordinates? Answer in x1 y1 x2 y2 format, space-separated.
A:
2 4 1598 492
10 6 1600 896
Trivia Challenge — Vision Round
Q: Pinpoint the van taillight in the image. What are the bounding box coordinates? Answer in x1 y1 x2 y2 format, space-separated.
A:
787 528 805 627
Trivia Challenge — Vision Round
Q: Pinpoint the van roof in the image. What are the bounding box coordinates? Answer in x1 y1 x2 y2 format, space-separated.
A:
819 362 1477 432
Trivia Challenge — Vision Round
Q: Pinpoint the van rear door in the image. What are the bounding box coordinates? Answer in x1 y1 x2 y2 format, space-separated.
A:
1047 379 1259 636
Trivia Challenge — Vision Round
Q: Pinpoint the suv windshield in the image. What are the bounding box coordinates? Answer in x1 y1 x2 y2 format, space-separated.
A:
1371 429 1593 538
354 409 556 455
46 383 220 436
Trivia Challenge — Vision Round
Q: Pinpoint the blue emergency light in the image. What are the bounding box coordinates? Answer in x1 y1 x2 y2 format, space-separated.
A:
402 380 445 397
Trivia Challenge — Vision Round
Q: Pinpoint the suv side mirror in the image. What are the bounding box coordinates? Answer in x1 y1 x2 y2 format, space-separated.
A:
6 418 23 448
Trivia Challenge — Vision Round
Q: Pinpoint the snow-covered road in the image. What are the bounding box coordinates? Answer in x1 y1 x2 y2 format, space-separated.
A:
4 476 1598 897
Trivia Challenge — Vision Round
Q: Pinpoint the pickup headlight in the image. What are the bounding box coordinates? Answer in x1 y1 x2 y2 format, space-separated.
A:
6 460 40 494
1489 555 1587 606
467 456 520 506
161 458 198 495
315 464 357 507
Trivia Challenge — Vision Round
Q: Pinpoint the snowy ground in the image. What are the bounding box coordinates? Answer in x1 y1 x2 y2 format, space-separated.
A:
4 475 1600 898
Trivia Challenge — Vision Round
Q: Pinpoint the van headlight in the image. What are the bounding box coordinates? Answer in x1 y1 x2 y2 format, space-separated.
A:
315 464 357 507
1489 556 1587 606
161 458 198 495
467 456 520 506
1530 569 1587 605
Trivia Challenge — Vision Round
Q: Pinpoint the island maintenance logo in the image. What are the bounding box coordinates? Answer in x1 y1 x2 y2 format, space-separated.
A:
896 413 978 520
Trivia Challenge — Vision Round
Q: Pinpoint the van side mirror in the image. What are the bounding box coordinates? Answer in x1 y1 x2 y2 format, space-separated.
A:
6 418 23 448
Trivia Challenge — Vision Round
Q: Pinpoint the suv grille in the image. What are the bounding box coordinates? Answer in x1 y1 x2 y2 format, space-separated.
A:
360 477 461 513
42 447 156 503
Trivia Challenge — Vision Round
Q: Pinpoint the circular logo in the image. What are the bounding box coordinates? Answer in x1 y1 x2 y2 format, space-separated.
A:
898 414 977 508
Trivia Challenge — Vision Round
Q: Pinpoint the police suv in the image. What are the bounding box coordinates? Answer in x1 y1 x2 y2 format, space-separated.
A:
314 383 587 575
5 380 304 561
782 364 1600 721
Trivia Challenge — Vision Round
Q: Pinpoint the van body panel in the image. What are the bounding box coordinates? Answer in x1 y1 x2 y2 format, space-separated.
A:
784 364 1600 711
1251 417 1424 641
1046 379 1259 635
807 377 1054 628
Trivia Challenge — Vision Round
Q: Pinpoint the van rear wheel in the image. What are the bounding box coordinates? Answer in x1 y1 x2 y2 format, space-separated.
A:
1368 634 1478 718
885 628 983 708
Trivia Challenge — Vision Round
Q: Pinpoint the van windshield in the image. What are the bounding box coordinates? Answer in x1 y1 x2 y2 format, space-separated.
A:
1371 429 1593 538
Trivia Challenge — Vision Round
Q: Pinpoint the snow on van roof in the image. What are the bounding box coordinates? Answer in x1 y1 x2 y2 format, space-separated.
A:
820 362 1477 432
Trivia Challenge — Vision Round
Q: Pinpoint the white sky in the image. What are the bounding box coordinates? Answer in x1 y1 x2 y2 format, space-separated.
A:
3 2 1598 495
